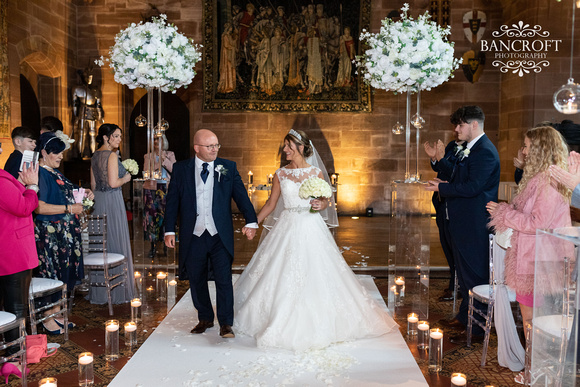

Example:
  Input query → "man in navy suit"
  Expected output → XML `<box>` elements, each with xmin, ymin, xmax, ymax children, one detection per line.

<box><xmin>164</xmin><ymin>129</ymin><xmax>258</xmax><ymax>338</ymax></box>
<box><xmin>424</xmin><ymin>136</ymin><xmax>464</xmax><ymax>302</ymax></box>
<box><xmin>426</xmin><ymin>106</ymin><xmax>500</xmax><ymax>343</ymax></box>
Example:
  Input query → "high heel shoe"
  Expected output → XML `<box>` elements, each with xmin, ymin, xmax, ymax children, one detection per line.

<box><xmin>54</xmin><ymin>318</ymin><xmax>76</xmax><ymax>329</ymax></box>
<box><xmin>0</xmin><ymin>363</ymin><xmax>28</xmax><ymax>384</ymax></box>
<box><xmin>41</xmin><ymin>321</ymin><xmax>64</xmax><ymax>335</ymax></box>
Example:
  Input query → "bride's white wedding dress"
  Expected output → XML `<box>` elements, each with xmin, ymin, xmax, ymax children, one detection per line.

<box><xmin>233</xmin><ymin>166</ymin><xmax>398</xmax><ymax>351</ymax></box>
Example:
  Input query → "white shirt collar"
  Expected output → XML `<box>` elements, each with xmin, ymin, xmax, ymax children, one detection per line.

<box><xmin>195</xmin><ymin>156</ymin><xmax>214</xmax><ymax>170</ymax></box>
<box><xmin>467</xmin><ymin>132</ymin><xmax>485</xmax><ymax>149</ymax></box>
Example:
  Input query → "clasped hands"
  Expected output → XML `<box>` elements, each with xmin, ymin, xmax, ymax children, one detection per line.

<box><xmin>242</xmin><ymin>226</ymin><xmax>257</xmax><ymax>240</ymax></box>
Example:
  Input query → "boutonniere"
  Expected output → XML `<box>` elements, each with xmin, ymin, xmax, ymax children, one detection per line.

<box><xmin>454</xmin><ymin>144</ymin><xmax>463</xmax><ymax>155</ymax></box>
<box><xmin>461</xmin><ymin>148</ymin><xmax>471</xmax><ymax>159</ymax></box>
<box><xmin>215</xmin><ymin>165</ymin><xmax>228</xmax><ymax>182</ymax></box>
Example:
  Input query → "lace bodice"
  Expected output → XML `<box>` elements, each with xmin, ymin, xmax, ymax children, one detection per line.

<box><xmin>276</xmin><ymin>165</ymin><xmax>320</xmax><ymax>209</ymax></box>
<box><xmin>91</xmin><ymin>150</ymin><xmax>127</xmax><ymax>192</ymax></box>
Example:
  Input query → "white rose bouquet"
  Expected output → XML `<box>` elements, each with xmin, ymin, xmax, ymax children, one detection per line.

<box><xmin>96</xmin><ymin>14</ymin><xmax>202</xmax><ymax>93</ymax></box>
<box><xmin>82</xmin><ymin>197</ymin><xmax>94</xmax><ymax>212</ymax></box>
<box><xmin>122</xmin><ymin>159</ymin><xmax>139</xmax><ymax>176</ymax></box>
<box><xmin>299</xmin><ymin>177</ymin><xmax>333</xmax><ymax>213</ymax></box>
<box><xmin>355</xmin><ymin>3</ymin><xmax>459</xmax><ymax>93</ymax></box>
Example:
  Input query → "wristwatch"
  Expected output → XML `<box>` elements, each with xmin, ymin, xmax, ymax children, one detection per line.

<box><xmin>26</xmin><ymin>184</ymin><xmax>39</xmax><ymax>193</ymax></box>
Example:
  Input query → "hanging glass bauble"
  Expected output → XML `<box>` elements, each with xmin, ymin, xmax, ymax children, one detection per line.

<box><xmin>135</xmin><ymin>114</ymin><xmax>147</xmax><ymax>127</ymax></box>
<box><xmin>553</xmin><ymin>78</ymin><xmax>580</xmax><ymax>114</ymax></box>
<box><xmin>411</xmin><ymin>113</ymin><xmax>425</xmax><ymax>129</ymax></box>
<box><xmin>392</xmin><ymin>122</ymin><xmax>404</xmax><ymax>135</ymax></box>
<box><xmin>160</xmin><ymin>119</ymin><xmax>170</xmax><ymax>131</ymax></box>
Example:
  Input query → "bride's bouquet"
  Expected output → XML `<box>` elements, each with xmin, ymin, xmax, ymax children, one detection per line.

<box><xmin>299</xmin><ymin>177</ymin><xmax>332</xmax><ymax>213</ymax></box>
<box><xmin>122</xmin><ymin>159</ymin><xmax>139</xmax><ymax>175</ymax></box>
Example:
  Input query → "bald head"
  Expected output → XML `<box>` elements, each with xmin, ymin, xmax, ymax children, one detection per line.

<box><xmin>194</xmin><ymin>129</ymin><xmax>220</xmax><ymax>162</ymax></box>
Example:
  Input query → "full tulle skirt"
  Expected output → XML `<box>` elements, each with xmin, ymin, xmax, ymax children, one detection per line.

<box><xmin>234</xmin><ymin>209</ymin><xmax>398</xmax><ymax>351</ymax></box>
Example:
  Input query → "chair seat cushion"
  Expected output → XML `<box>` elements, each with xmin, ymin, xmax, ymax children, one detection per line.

<box><xmin>84</xmin><ymin>253</ymin><xmax>125</xmax><ymax>266</ymax></box>
<box><xmin>31</xmin><ymin>278</ymin><xmax>64</xmax><ymax>294</ymax></box>
<box><xmin>533</xmin><ymin>315</ymin><xmax>574</xmax><ymax>338</ymax></box>
<box><xmin>0</xmin><ymin>311</ymin><xmax>17</xmax><ymax>326</ymax></box>
<box><xmin>472</xmin><ymin>284</ymin><xmax>517</xmax><ymax>302</ymax></box>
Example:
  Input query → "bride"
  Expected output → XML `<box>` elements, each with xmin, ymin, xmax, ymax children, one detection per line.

<box><xmin>234</xmin><ymin>129</ymin><xmax>398</xmax><ymax>351</ymax></box>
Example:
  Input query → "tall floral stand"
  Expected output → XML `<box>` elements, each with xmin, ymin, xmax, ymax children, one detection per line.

<box><xmin>389</xmin><ymin>181</ymin><xmax>431</xmax><ymax>320</ymax></box>
<box><xmin>131</xmin><ymin>180</ymin><xmax>178</xmax><ymax>320</ymax></box>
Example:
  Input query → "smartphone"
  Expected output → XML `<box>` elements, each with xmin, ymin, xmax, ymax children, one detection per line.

<box><xmin>19</xmin><ymin>150</ymin><xmax>39</xmax><ymax>171</ymax></box>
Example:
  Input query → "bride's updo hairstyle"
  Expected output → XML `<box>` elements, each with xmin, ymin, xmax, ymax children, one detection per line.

<box><xmin>285</xmin><ymin>129</ymin><xmax>313</xmax><ymax>158</ymax></box>
<box><xmin>96</xmin><ymin>123</ymin><xmax>122</xmax><ymax>148</ymax></box>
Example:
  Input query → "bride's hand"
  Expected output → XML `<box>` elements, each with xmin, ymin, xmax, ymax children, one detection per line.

<box><xmin>310</xmin><ymin>198</ymin><xmax>328</xmax><ymax>211</ymax></box>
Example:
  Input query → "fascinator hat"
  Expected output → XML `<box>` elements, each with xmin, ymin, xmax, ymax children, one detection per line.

<box><xmin>260</xmin><ymin>129</ymin><xmax>339</xmax><ymax>243</ymax></box>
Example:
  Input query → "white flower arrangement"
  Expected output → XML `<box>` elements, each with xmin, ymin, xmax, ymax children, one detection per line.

<box><xmin>214</xmin><ymin>165</ymin><xmax>228</xmax><ymax>182</ymax></box>
<box><xmin>355</xmin><ymin>3</ymin><xmax>460</xmax><ymax>93</ymax></box>
<box><xmin>82</xmin><ymin>197</ymin><xmax>94</xmax><ymax>210</ymax></box>
<box><xmin>96</xmin><ymin>14</ymin><xmax>202</xmax><ymax>93</ymax></box>
<box><xmin>122</xmin><ymin>158</ymin><xmax>139</xmax><ymax>175</ymax></box>
<box><xmin>299</xmin><ymin>177</ymin><xmax>332</xmax><ymax>213</ymax></box>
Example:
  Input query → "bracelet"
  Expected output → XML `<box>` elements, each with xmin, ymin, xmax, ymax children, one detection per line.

<box><xmin>26</xmin><ymin>184</ymin><xmax>39</xmax><ymax>193</ymax></box>
<box><xmin>65</xmin><ymin>205</ymin><xmax>69</xmax><ymax>214</ymax></box>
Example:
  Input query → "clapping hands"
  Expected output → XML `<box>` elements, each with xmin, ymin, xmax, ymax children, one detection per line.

<box><xmin>423</xmin><ymin>140</ymin><xmax>445</xmax><ymax>161</ymax></box>
<box><xmin>550</xmin><ymin>151</ymin><xmax>580</xmax><ymax>190</ymax></box>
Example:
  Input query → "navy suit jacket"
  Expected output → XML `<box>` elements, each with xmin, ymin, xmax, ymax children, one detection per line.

<box><xmin>164</xmin><ymin>157</ymin><xmax>257</xmax><ymax>276</ymax></box>
<box><xmin>430</xmin><ymin>140</ymin><xmax>462</xmax><ymax>211</ymax></box>
<box><xmin>438</xmin><ymin>134</ymin><xmax>500</xmax><ymax>274</ymax></box>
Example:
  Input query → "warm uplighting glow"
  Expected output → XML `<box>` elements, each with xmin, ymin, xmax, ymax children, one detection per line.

<box><xmin>351</xmin><ymin>216</ymin><xmax>359</xmax><ymax>219</ymax></box>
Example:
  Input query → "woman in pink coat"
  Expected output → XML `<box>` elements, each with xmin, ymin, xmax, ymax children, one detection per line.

<box><xmin>487</xmin><ymin>126</ymin><xmax>571</xmax><ymax>381</ymax></box>
<box><xmin>0</xmin><ymin>143</ymin><xmax>39</xmax><ymax>364</ymax></box>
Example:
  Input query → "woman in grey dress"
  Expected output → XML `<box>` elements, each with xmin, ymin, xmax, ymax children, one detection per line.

<box><xmin>90</xmin><ymin>123</ymin><xmax>134</xmax><ymax>303</ymax></box>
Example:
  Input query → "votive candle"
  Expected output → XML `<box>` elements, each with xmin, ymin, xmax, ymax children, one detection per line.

<box><xmin>78</xmin><ymin>352</ymin><xmax>94</xmax><ymax>386</ymax></box>
<box><xmin>417</xmin><ymin>321</ymin><xmax>430</xmax><ymax>350</ymax></box>
<box><xmin>428</xmin><ymin>328</ymin><xmax>443</xmax><ymax>372</ymax></box>
<box><xmin>248</xmin><ymin>171</ymin><xmax>253</xmax><ymax>185</ymax></box>
<box><xmin>407</xmin><ymin>313</ymin><xmax>418</xmax><ymax>336</ymax></box>
<box><xmin>451</xmin><ymin>372</ymin><xmax>467</xmax><ymax>386</ymax></box>
<box><xmin>130</xmin><ymin>298</ymin><xmax>142</xmax><ymax>323</ymax></box>
<box><xmin>105</xmin><ymin>319</ymin><xmax>120</xmax><ymax>361</ymax></box>
<box><xmin>124</xmin><ymin>321</ymin><xmax>137</xmax><ymax>346</ymax></box>
<box><xmin>39</xmin><ymin>377</ymin><xmax>58</xmax><ymax>386</ymax></box>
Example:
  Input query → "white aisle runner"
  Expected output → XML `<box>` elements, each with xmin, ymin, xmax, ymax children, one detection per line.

<box><xmin>110</xmin><ymin>275</ymin><xmax>427</xmax><ymax>386</ymax></box>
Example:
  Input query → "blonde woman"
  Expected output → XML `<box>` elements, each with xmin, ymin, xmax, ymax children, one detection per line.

<box><xmin>486</xmin><ymin>126</ymin><xmax>572</xmax><ymax>383</ymax></box>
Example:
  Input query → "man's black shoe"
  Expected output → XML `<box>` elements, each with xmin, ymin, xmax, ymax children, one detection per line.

<box><xmin>438</xmin><ymin>288</ymin><xmax>454</xmax><ymax>302</ymax></box>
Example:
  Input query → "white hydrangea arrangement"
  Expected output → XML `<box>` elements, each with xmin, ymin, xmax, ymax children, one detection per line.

<box><xmin>96</xmin><ymin>14</ymin><xmax>202</xmax><ymax>93</ymax></box>
<box><xmin>122</xmin><ymin>159</ymin><xmax>139</xmax><ymax>176</ymax></box>
<box><xmin>355</xmin><ymin>3</ymin><xmax>460</xmax><ymax>93</ymax></box>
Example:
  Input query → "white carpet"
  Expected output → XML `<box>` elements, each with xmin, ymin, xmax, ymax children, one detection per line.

<box><xmin>109</xmin><ymin>275</ymin><xmax>428</xmax><ymax>386</ymax></box>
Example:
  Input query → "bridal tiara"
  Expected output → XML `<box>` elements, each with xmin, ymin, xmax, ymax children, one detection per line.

<box><xmin>289</xmin><ymin>129</ymin><xmax>302</xmax><ymax>141</ymax></box>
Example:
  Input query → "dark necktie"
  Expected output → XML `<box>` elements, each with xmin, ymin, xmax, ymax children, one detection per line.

<box><xmin>201</xmin><ymin>162</ymin><xmax>209</xmax><ymax>183</ymax></box>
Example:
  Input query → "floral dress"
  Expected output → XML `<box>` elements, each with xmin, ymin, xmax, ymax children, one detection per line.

<box><xmin>35</xmin><ymin>166</ymin><xmax>84</xmax><ymax>291</ymax></box>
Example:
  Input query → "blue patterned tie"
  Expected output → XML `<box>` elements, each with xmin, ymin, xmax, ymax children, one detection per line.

<box><xmin>201</xmin><ymin>162</ymin><xmax>209</xmax><ymax>183</ymax></box>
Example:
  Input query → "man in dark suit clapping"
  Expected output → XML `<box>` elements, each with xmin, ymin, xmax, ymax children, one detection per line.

<box><xmin>426</xmin><ymin>106</ymin><xmax>500</xmax><ymax>343</ymax></box>
<box><xmin>164</xmin><ymin>129</ymin><xmax>258</xmax><ymax>339</ymax></box>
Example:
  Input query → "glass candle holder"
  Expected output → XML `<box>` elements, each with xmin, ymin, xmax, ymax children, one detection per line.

<box><xmin>124</xmin><ymin>321</ymin><xmax>137</xmax><ymax>346</ymax></box>
<box><xmin>417</xmin><ymin>320</ymin><xmax>430</xmax><ymax>350</ymax></box>
<box><xmin>451</xmin><ymin>372</ymin><xmax>467</xmax><ymax>386</ymax></box>
<box><xmin>156</xmin><ymin>271</ymin><xmax>167</xmax><ymax>301</ymax></box>
<box><xmin>407</xmin><ymin>313</ymin><xmax>418</xmax><ymax>336</ymax></box>
<box><xmin>78</xmin><ymin>352</ymin><xmax>94</xmax><ymax>386</ymax></box>
<box><xmin>428</xmin><ymin>328</ymin><xmax>443</xmax><ymax>372</ymax></box>
<box><xmin>130</xmin><ymin>298</ymin><xmax>142</xmax><ymax>323</ymax></box>
<box><xmin>39</xmin><ymin>377</ymin><xmax>58</xmax><ymax>386</ymax></box>
<box><xmin>105</xmin><ymin>319</ymin><xmax>120</xmax><ymax>361</ymax></box>
<box><xmin>394</xmin><ymin>276</ymin><xmax>405</xmax><ymax>306</ymax></box>
<box><xmin>134</xmin><ymin>271</ymin><xmax>142</xmax><ymax>295</ymax></box>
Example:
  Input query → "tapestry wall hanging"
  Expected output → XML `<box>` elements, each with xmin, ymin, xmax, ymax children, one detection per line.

<box><xmin>202</xmin><ymin>0</ymin><xmax>371</xmax><ymax>112</ymax></box>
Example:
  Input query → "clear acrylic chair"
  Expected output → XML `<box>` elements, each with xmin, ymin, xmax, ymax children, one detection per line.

<box><xmin>28</xmin><ymin>278</ymin><xmax>68</xmax><ymax>340</ymax></box>
<box><xmin>467</xmin><ymin>234</ymin><xmax>518</xmax><ymax>366</ymax></box>
<box><xmin>0</xmin><ymin>313</ymin><xmax>27</xmax><ymax>386</ymax></box>
<box><xmin>84</xmin><ymin>214</ymin><xmax>128</xmax><ymax>315</ymax></box>
<box><xmin>527</xmin><ymin>228</ymin><xmax>578</xmax><ymax>387</ymax></box>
